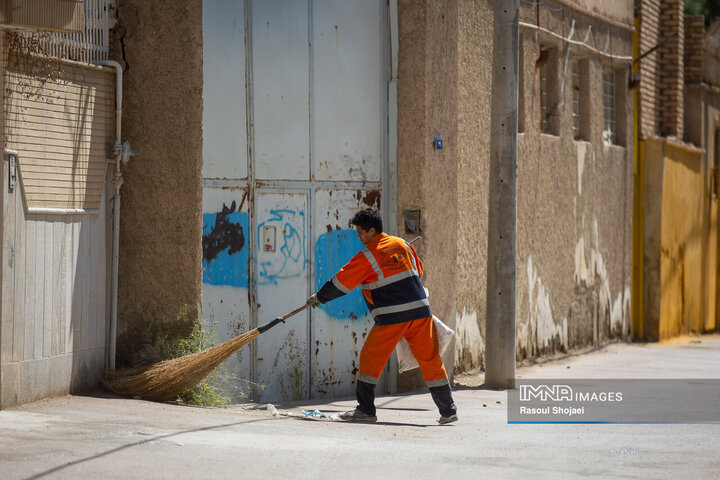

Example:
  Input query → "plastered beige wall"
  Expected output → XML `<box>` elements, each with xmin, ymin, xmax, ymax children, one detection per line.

<box><xmin>454</xmin><ymin>0</ymin><xmax>493</xmax><ymax>372</ymax></box>
<box><xmin>516</xmin><ymin>2</ymin><xmax>633</xmax><ymax>360</ymax></box>
<box><xmin>569</xmin><ymin>0</ymin><xmax>633</xmax><ymax>27</ymax></box>
<box><xmin>397</xmin><ymin>0</ymin><xmax>634</xmax><ymax>379</ymax></box>
<box><xmin>397</xmin><ymin>0</ymin><xmax>460</xmax><ymax>389</ymax></box>
<box><xmin>113</xmin><ymin>0</ymin><xmax>204</xmax><ymax>357</ymax></box>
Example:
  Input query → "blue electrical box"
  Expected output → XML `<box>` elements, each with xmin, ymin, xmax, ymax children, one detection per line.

<box><xmin>433</xmin><ymin>133</ymin><xmax>443</xmax><ymax>151</ymax></box>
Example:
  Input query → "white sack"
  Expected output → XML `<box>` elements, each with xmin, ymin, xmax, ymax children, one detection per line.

<box><xmin>396</xmin><ymin>315</ymin><xmax>455</xmax><ymax>373</ymax></box>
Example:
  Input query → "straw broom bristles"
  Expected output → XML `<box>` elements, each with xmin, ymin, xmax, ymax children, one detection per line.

<box><xmin>103</xmin><ymin>328</ymin><xmax>261</xmax><ymax>401</ymax></box>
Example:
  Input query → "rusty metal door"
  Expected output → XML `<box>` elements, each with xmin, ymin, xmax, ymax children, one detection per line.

<box><xmin>202</xmin><ymin>0</ymin><xmax>253</xmax><ymax>402</ymax></box>
<box><xmin>202</xmin><ymin>0</ymin><xmax>388</xmax><ymax>403</ymax></box>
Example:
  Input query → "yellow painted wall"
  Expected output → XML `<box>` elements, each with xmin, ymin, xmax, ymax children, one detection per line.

<box><xmin>658</xmin><ymin>142</ymin><xmax>706</xmax><ymax>338</ymax></box>
<box><xmin>708</xmin><ymin>197</ymin><xmax>718</xmax><ymax>332</ymax></box>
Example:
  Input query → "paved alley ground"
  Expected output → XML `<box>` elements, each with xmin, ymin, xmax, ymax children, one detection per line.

<box><xmin>2</xmin><ymin>335</ymin><xmax>719</xmax><ymax>480</ymax></box>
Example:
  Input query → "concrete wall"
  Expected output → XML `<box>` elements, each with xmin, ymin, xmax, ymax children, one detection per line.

<box><xmin>113</xmin><ymin>0</ymin><xmax>204</xmax><ymax>360</ymax></box>
<box><xmin>396</xmin><ymin>0</ymin><xmax>634</xmax><ymax>381</ymax></box>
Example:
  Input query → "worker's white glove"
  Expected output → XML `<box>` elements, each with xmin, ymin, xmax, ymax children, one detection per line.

<box><xmin>307</xmin><ymin>294</ymin><xmax>322</xmax><ymax>308</ymax></box>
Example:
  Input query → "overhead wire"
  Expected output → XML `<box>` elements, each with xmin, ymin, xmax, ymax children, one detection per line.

<box><xmin>520</xmin><ymin>21</ymin><xmax>632</xmax><ymax>62</ymax></box>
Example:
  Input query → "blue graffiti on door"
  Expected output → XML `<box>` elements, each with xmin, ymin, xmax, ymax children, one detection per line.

<box><xmin>315</xmin><ymin>229</ymin><xmax>367</xmax><ymax>319</ymax></box>
<box><xmin>257</xmin><ymin>209</ymin><xmax>306</xmax><ymax>285</ymax></box>
<box><xmin>202</xmin><ymin>201</ymin><xmax>249</xmax><ymax>288</ymax></box>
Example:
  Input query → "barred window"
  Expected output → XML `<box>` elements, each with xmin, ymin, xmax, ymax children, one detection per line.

<box><xmin>571</xmin><ymin>59</ymin><xmax>580</xmax><ymax>139</ymax></box>
<box><xmin>540</xmin><ymin>51</ymin><xmax>550</xmax><ymax>133</ymax></box>
<box><xmin>539</xmin><ymin>47</ymin><xmax>558</xmax><ymax>135</ymax></box>
<box><xmin>602</xmin><ymin>66</ymin><xmax>616</xmax><ymax>145</ymax></box>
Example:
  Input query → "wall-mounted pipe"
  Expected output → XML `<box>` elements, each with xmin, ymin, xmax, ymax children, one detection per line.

<box><xmin>94</xmin><ymin>60</ymin><xmax>124</xmax><ymax>372</ymax></box>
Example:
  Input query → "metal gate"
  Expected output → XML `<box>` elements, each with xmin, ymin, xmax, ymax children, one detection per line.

<box><xmin>202</xmin><ymin>0</ymin><xmax>390</xmax><ymax>402</ymax></box>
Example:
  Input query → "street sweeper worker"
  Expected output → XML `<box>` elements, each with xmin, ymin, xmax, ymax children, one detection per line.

<box><xmin>307</xmin><ymin>208</ymin><xmax>458</xmax><ymax>424</ymax></box>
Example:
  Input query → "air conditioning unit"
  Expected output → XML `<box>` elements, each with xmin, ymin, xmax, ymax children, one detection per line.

<box><xmin>0</xmin><ymin>0</ymin><xmax>84</xmax><ymax>33</ymax></box>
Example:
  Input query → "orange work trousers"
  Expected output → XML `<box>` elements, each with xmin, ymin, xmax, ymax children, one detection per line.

<box><xmin>357</xmin><ymin>316</ymin><xmax>449</xmax><ymax>387</ymax></box>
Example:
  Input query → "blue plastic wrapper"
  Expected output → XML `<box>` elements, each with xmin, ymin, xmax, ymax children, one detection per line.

<box><xmin>301</xmin><ymin>408</ymin><xmax>327</xmax><ymax>419</ymax></box>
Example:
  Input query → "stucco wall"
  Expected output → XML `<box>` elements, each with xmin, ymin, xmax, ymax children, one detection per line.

<box><xmin>397</xmin><ymin>0</ymin><xmax>460</xmax><ymax>390</ymax></box>
<box><xmin>454</xmin><ymin>0</ymin><xmax>493</xmax><ymax>372</ymax></box>
<box><xmin>113</xmin><ymin>0</ymin><xmax>204</xmax><ymax>360</ymax></box>
<box><xmin>571</xmin><ymin>0</ymin><xmax>633</xmax><ymax>27</ymax></box>
<box><xmin>397</xmin><ymin>0</ymin><xmax>634</xmax><ymax>379</ymax></box>
<box><xmin>515</xmin><ymin>4</ymin><xmax>633</xmax><ymax>359</ymax></box>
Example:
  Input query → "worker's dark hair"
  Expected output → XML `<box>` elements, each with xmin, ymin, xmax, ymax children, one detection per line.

<box><xmin>351</xmin><ymin>208</ymin><xmax>383</xmax><ymax>233</ymax></box>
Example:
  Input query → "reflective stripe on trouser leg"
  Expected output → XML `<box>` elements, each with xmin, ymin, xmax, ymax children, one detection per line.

<box><xmin>357</xmin><ymin>373</ymin><xmax>378</xmax><ymax>385</ymax></box>
<box><xmin>403</xmin><ymin>316</ymin><xmax>449</xmax><ymax>385</ymax></box>
<box><xmin>358</xmin><ymin>324</ymin><xmax>409</xmax><ymax>417</ymax></box>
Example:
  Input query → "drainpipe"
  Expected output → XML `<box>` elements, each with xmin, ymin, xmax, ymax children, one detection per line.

<box><xmin>95</xmin><ymin>60</ymin><xmax>135</xmax><ymax>371</ymax></box>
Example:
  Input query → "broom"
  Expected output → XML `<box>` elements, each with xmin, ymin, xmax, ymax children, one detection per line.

<box><xmin>102</xmin><ymin>302</ymin><xmax>312</xmax><ymax>401</ymax></box>
<box><xmin>104</xmin><ymin>236</ymin><xmax>422</xmax><ymax>401</ymax></box>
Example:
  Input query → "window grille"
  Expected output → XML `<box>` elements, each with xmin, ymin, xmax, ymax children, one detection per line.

<box><xmin>540</xmin><ymin>51</ymin><xmax>549</xmax><ymax>133</ymax></box>
<box><xmin>602</xmin><ymin>66</ymin><xmax>616</xmax><ymax>145</ymax></box>
<box><xmin>18</xmin><ymin>0</ymin><xmax>111</xmax><ymax>64</ymax></box>
<box><xmin>571</xmin><ymin>58</ymin><xmax>580</xmax><ymax>139</ymax></box>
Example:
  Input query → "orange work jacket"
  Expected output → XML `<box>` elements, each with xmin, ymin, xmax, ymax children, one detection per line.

<box><xmin>316</xmin><ymin>233</ymin><xmax>431</xmax><ymax>325</ymax></box>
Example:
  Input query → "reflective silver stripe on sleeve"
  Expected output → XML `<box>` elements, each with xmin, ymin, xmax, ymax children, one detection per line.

<box><xmin>403</xmin><ymin>241</ymin><xmax>418</xmax><ymax>270</ymax></box>
<box><xmin>332</xmin><ymin>275</ymin><xmax>352</xmax><ymax>294</ymax></box>
<box><xmin>427</xmin><ymin>378</ymin><xmax>449</xmax><ymax>387</ymax></box>
<box><xmin>357</xmin><ymin>373</ymin><xmax>379</xmax><ymax>385</ymax></box>
<box><xmin>361</xmin><ymin>247</ymin><xmax>384</xmax><ymax>280</ymax></box>
<box><xmin>370</xmin><ymin>298</ymin><xmax>430</xmax><ymax>317</ymax></box>
<box><xmin>362</xmin><ymin>268</ymin><xmax>418</xmax><ymax>290</ymax></box>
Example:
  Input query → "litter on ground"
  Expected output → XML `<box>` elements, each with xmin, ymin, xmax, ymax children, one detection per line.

<box><xmin>300</xmin><ymin>408</ymin><xmax>341</xmax><ymax>421</ymax></box>
<box><xmin>263</xmin><ymin>404</ymin><xmax>339</xmax><ymax>420</ymax></box>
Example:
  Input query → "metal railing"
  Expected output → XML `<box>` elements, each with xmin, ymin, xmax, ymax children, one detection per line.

<box><xmin>23</xmin><ymin>0</ymin><xmax>111</xmax><ymax>64</ymax></box>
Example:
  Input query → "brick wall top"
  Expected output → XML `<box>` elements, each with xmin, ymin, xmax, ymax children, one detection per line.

<box><xmin>685</xmin><ymin>15</ymin><xmax>704</xmax><ymax>84</ymax></box>
<box><xmin>659</xmin><ymin>0</ymin><xmax>684</xmax><ymax>138</ymax></box>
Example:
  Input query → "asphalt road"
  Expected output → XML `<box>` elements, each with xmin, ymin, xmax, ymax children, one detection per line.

<box><xmin>2</xmin><ymin>335</ymin><xmax>720</xmax><ymax>480</ymax></box>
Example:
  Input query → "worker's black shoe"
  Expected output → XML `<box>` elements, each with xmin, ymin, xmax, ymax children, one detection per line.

<box><xmin>340</xmin><ymin>408</ymin><xmax>377</xmax><ymax>423</ymax></box>
<box><xmin>437</xmin><ymin>414</ymin><xmax>458</xmax><ymax>425</ymax></box>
